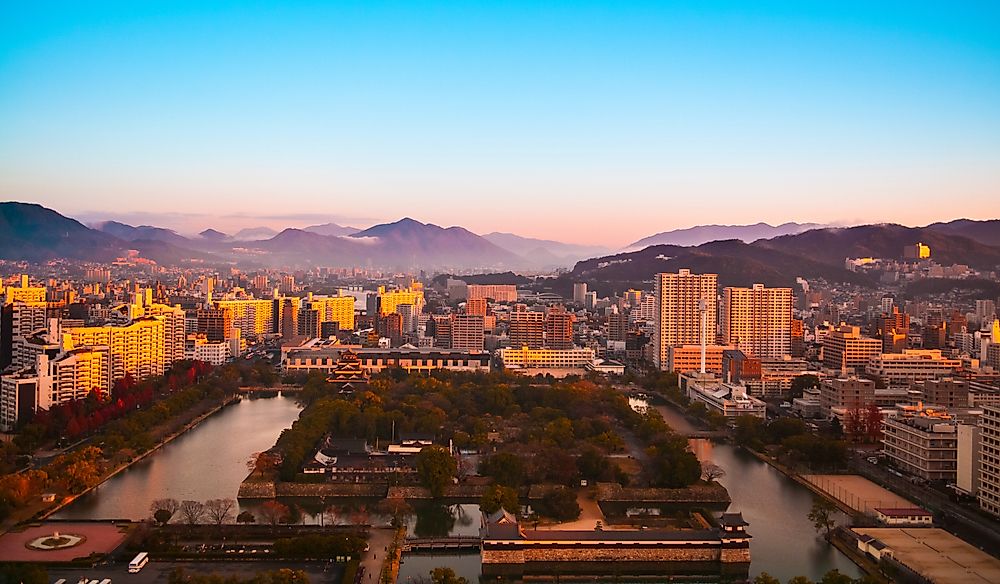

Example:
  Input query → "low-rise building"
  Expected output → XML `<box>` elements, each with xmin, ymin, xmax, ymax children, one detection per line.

<box><xmin>866</xmin><ymin>350</ymin><xmax>962</xmax><ymax>388</ymax></box>
<box><xmin>882</xmin><ymin>405</ymin><xmax>975</xmax><ymax>482</ymax></box>
<box><xmin>679</xmin><ymin>373</ymin><xmax>766</xmax><ymax>420</ymax></box>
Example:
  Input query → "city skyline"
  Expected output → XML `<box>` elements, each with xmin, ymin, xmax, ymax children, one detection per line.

<box><xmin>3</xmin><ymin>2</ymin><xmax>1000</xmax><ymax>246</ymax></box>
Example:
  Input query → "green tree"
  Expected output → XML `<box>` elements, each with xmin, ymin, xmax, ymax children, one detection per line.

<box><xmin>416</xmin><ymin>446</ymin><xmax>457</xmax><ymax>498</ymax></box>
<box><xmin>790</xmin><ymin>374</ymin><xmax>820</xmax><ymax>398</ymax></box>
<box><xmin>480</xmin><ymin>484</ymin><xmax>519</xmax><ymax>515</ymax></box>
<box><xmin>807</xmin><ymin>498</ymin><xmax>837</xmax><ymax>537</ymax></box>
<box><xmin>534</xmin><ymin>486</ymin><xmax>581</xmax><ymax>521</ymax></box>
<box><xmin>818</xmin><ymin>570</ymin><xmax>853</xmax><ymax>584</ymax></box>
<box><xmin>787</xmin><ymin>577</ymin><xmax>814</xmax><ymax>584</ymax></box>
<box><xmin>430</xmin><ymin>567</ymin><xmax>468</xmax><ymax>584</ymax></box>
<box><xmin>753</xmin><ymin>573</ymin><xmax>780</xmax><ymax>584</ymax></box>
<box><xmin>734</xmin><ymin>416</ymin><xmax>765</xmax><ymax>450</ymax></box>
<box><xmin>478</xmin><ymin>452</ymin><xmax>525</xmax><ymax>487</ymax></box>
<box><xmin>0</xmin><ymin>563</ymin><xmax>48</xmax><ymax>584</ymax></box>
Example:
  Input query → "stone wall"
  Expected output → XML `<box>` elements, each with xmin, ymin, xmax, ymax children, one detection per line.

<box><xmin>719</xmin><ymin>546</ymin><xmax>751</xmax><ymax>564</ymax></box>
<box><xmin>522</xmin><ymin>546</ymin><xmax>721</xmax><ymax>563</ymax></box>
<box><xmin>481</xmin><ymin>549</ymin><xmax>526</xmax><ymax>564</ymax></box>
<box><xmin>238</xmin><ymin>480</ymin><xmax>276</xmax><ymax>499</ymax></box>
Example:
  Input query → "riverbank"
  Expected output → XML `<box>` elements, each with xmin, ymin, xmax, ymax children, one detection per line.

<box><xmin>36</xmin><ymin>394</ymin><xmax>241</xmax><ymax>523</ymax></box>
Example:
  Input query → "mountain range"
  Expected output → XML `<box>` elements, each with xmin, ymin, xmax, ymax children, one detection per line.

<box><xmin>624</xmin><ymin>222</ymin><xmax>823</xmax><ymax>250</ymax></box>
<box><xmin>3</xmin><ymin>202</ymin><xmax>1000</xmax><ymax>283</ymax></box>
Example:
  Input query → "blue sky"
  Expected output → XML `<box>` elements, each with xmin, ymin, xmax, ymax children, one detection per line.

<box><xmin>1</xmin><ymin>1</ymin><xmax>998</xmax><ymax>245</ymax></box>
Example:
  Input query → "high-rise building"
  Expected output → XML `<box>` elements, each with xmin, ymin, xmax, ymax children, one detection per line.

<box><xmin>302</xmin><ymin>293</ymin><xmax>355</xmax><ymax>332</ymax></box>
<box><xmin>432</xmin><ymin>314</ymin><xmax>452</xmax><ymax>349</ymax></box>
<box><xmin>874</xmin><ymin>307</ymin><xmax>910</xmax><ymax>353</ymax></box>
<box><xmin>720</xmin><ymin>284</ymin><xmax>792</xmax><ymax>359</ymax></box>
<box><xmin>63</xmin><ymin>318</ymin><xmax>168</xmax><ymax>382</ymax></box>
<box><xmin>652</xmin><ymin>270</ymin><xmax>718</xmax><ymax>371</ymax></box>
<box><xmin>573</xmin><ymin>283</ymin><xmax>588</xmax><ymax>305</ymax></box>
<box><xmin>509</xmin><ymin>305</ymin><xmax>544</xmax><ymax>349</ymax></box>
<box><xmin>466</xmin><ymin>298</ymin><xmax>487</xmax><ymax>317</ymax></box>
<box><xmin>214</xmin><ymin>299</ymin><xmax>274</xmax><ymax>338</ymax></box>
<box><xmin>379</xmin><ymin>313</ymin><xmax>404</xmax><ymax>346</ymax></box>
<box><xmin>979</xmin><ymin>406</ymin><xmax>1000</xmax><ymax>517</ymax></box>
<box><xmin>544</xmin><ymin>305</ymin><xmax>575</xmax><ymax>350</ymax></box>
<box><xmin>790</xmin><ymin>319</ymin><xmax>805</xmax><ymax>357</ymax></box>
<box><xmin>377</xmin><ymin>287</ymin><xmax>425</xmax><ymax>316</ymax></box>
<box><xmin>451</xmin><ymin>314</ymin><xmax>485</xmax><ymax>352</ymax></box>
<box><xmin>280</xmin><ymin>298</ymin><xmax>299</xmax><ymax>338</ymax></box>
<box><xmin>607</xmin><ymin>311</ymin><xmax>628</xmax><ymax>342</ymax></box>
<box><xmin>196</xmin><ymin>307</ymin><xmax>233</xmax><ymax>342</ymax></box>
<box><xmin>1</xmin><ymin>301</ymin><xmax>49</xmax><ymax>369</ymax></box>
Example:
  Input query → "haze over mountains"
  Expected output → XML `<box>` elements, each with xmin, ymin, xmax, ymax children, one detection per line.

<box><xmin>3</xmin><ymin>202</ymin><xmax>1000</xmax><ymax>287</ymax></box>
<box><xmin>624</xmin><ymin>222</ymin><xmax>824</xmax><ymax>250</ymax></box>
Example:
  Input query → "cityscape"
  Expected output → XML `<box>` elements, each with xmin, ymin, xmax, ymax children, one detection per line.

<box><xmin>2</xmin><ymin>3</ymin><xmax>1000</xmax><ymax>584</ymax></box>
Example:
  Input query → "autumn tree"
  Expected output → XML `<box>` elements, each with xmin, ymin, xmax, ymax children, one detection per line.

<box><xmin>259</xmin><ymin>500</ymin><xmax>291</xmax><ymax>525</ymax></box>
<box><xmin>430</xmin><ymin>567</ymin><xmax>468</xmax><ymax>584</ymax></box>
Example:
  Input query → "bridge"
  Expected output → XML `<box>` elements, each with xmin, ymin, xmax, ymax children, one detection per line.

<box><xmin>402</xmin><ymin>536</ymin><xmax>481</xmax><ymax>552</ymax></box>
<box><xmin>236</xmin><ymin>385</ymin><xmax>303</xmax><ymax>393</ymax></box>
<box><xmin>687</xmin><ymin>430</ymin><xmax>728</xmax><ymax>439</ymax></box>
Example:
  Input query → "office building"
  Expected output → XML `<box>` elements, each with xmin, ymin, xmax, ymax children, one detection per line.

<box><xmin>866</xmin><ymin>350</ymin><xmax>962</xmax><ymax>387</ymax></box>
<box><xmin>882</xmin><ymin>406</ymin><xmax>962</xmax><ymax>481</ymax></box>
<box><xmin>821</xmin><ymin>325</ymin><xmax>883</xmax><ymax>373</ymax></box>
<box><xmin>820</xmin><ymin>377</ymin><xmax>876</xmax><ymax>414</ymax></box>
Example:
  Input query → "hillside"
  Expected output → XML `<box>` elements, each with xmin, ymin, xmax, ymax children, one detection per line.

<box><xmin>625</xmin><ymin>222</ymin><xmax>823</xmax><ymax>250</ymax></box>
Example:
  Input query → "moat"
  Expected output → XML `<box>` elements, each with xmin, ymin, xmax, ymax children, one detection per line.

<box><xmin>55</xmin><ymin>393</ymin><xmax>861</xmax><ymax>581</ymax></box>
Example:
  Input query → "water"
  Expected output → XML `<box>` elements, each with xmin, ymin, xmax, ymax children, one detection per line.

<box><xmin>54</xmin><ymin>394</ymin><xmax>303</xmax><ymax>520</ymax></box>
<box><xmin>691</xmin><ymin>440</ymin><xmax>862</xmax><ymax>581</ymax></box>
<box><xmin>58</xmin><ymin>395</ymin><xmax>862</xmax><ymax>581</ymax></box>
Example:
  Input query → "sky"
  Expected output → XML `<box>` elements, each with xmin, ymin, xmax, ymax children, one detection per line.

<box><xmin>1</xmin><ymin>1</ymin><xmax>999</xmax><ymax>246</ymax></box>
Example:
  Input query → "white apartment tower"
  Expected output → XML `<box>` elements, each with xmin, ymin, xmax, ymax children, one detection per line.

<box><xmin>721</xmin><ymin>284</ymin><xmax>793</xmax><ymax>359</ymax></box>
<box><xmin>653</xmin><ymin>270</ymin><xmax>718</xmax><ymax>371</ymax></box>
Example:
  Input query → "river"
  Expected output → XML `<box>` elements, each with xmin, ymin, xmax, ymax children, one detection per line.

<box><xmin>54</xmin><ymin>394</ymin><xmax>302</xmax><ymax>520</ymax></box>
<box><xmin>57</xmin><ymin>394</ymin><xmax>861</xmax><ymax>582</ymax></box>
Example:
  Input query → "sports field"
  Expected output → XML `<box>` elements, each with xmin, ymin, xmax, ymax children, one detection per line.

<box><xmin>803</xmin><ymin>474</ymin><xmax>913</xmax><ymax>514</ymax></box>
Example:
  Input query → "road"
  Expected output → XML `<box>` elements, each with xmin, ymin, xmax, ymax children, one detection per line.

<box><xmin>48</xmin><ymin>561</ymin><xmax>344</xmax><ymax>584</ymax></box>
<box><xmin>358</xmin><ymin>527</ymin><xmax>396</xmax><ymax>583</ymax></box>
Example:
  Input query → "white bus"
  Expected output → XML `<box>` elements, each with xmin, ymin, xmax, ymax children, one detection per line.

<box><xmin>128</xmin><ymin>552</ymin><xmax>149</xmax><ymax>573</ymax></box>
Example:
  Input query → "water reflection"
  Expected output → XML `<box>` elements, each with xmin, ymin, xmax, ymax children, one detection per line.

<box><xmin>54</xmin><ymin>395</ymin><xmax>303</xmax><ymax>520</ymax></box>
<box><xmin>691</xmin><ymin>439</ymin><xmax>861</xmax><ymax>581</ymax></box>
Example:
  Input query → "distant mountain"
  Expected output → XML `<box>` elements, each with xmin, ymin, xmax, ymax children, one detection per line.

<box><xmin>232</xmin><ymin>226</ymin><xmax>278</xmax><ymax>241</ymax></box>
<box><xmin>483</xmin><ymin>232</ymin><xmax>611</xmax><ymax>266</ymax></box>
<box><xmin>565</xmin><ymin>239</ymin><xmax>872</xmax><ymax>296</ymax></box>
<box><xmin>95</xmin><ymin>220</ymin><xmax>192</xmax><ymax>247</ymax></box>
<box><xmin>199</xmin><ymin>229</ymin><xmax>229</xmax><ymax>242</ymax></box>
<box><xmin>625</xmin><ymin>222</ymin><xmax>823</xmax><ymax>251</ymax></box>
<box><xmin>303</xmin><ymin>222</ymin><xmax>360</xmax><ymax>237</ymax></box>
<box><xmin>346</xmin><ymin>218</ymin><xmax>522</xmax><ymax>267</ymax></box>
<box><xmin>0</xmin><ymin>202</ymin><xmax>212</xmax><ymax>264</ymax></box>
<box><xmin>755</xmin><ymin>224</ymin><xmax>1000</xmax><ymax>269</ymax></box>
<box><xmin>0</xmin><ymin>202</ymin><xmax>124</xmax><ymax>262</ymax></box>
<box><xmin>923</xmin><ymin>219</ymin><xmax>1000</xmax><ymax>247</ymax></box>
